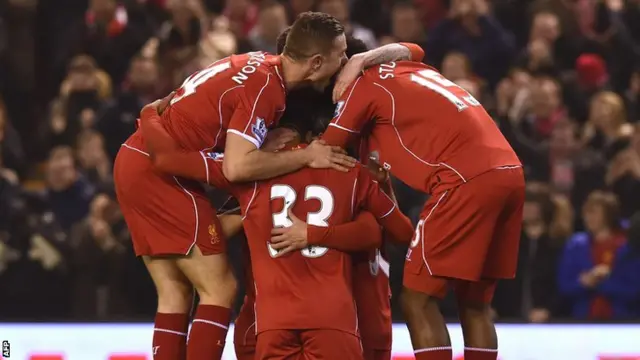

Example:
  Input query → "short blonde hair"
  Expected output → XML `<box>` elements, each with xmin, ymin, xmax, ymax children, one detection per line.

<box><xmin>590</xmin><ymin>91</ymin><xmax>627</xmax><ymax>127</ymax></box>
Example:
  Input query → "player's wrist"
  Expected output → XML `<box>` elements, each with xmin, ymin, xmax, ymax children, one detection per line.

<box><xmin>301</xmin><ymin>146</ymin><xmax>315</xmax><ymax>166</ymax></box>
<box><xmin>306</xmin><ymin>225</ymin><xmax>325</xmax><ymax>246</ymax></box>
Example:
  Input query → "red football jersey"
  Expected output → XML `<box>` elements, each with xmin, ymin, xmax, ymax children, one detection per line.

<box><xmin>125</xmin><ymin>52</ymin><xmax>286</xmax><ymax>153</ymax></box>
<box><xmin>323</xmin><ymin>61</ymin><xmax>520</xmax><ymax>194</ymax></box>
<box><xmin>352</xmin><ymin>248</ymin><xmax>392</xmax><ymax>348</ymax></box>
<box><xmin>204</xmin><ymin>151</ymin><xmax>399</xmax><ymax>336</ymax></box>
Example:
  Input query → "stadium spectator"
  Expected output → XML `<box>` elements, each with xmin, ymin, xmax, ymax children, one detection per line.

<box><xmin>62</xmin><ymin>0</ymin><xmax>151</xmax><ymax>87</ymax></box>
<box><xmin>97</xmin><ymin>55</ymin><xmax>159</xmax><ymax>160</ymax></box>
<box><xmin>493</xmin><ymin>185</ymin><xmax>571</xmax><ymax>322</ymax></box>
<box><xmin>247</xmin><ymin>1</ymin><xmax>289</xmax><ymax>54</ymax></box>
<box><xmin>607</xmin><ymin>124</ymin><xmax>640</xmax><ymax>218</ymax></box>
<box><xmin>558</xmin><ymin>191</ymin><xmax>640</xmax><ymax>319</ymax></box>
<box><xmin>44</xmin><ymin>146</ymin><xmax>95</xmax><ymax>232</ymax></box>
<box><xmin>426</xmin><ymin>0</ymin><xmax>515</xmax><ymax>87</ymax></box>
<box><xmin>380</xmin><ymin>2</ymin><xmax>425</xmax><ymax>52</ymax></box>
<box><xmin>317</xmin><ymin>0</ymin><xmax>377</xmax><ymax>49</ymax></box>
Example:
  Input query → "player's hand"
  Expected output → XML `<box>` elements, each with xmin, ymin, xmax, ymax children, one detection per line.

<box><xmin>262</xmin><ymin>127</ymin><xmax>299</xmax><ymax>152</ymax></box>
<box><xmin>141</xmin><ymin>92</ymin><xmax>175</xmax><ymax>117</ymax></box>
<box><xmin>270</xmin><ymin>208</ymin><xmax>309</xmax><ymax>257</ymax></box>
<box><xmin>333</xmin><ymin>53</ymin><xmax>365</xmax><ymax>103</ymax></box>
<box><xmin>304</xmin><ymin>140</ymin><xmax>357</xmax><ymax>172</ymax></box>
<box><xmin>366</xmin><ymin>157</ymin><xmax>389</xmax><ymax>183</ymax></box>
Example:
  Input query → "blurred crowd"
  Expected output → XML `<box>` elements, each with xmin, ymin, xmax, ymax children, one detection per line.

<box><xmin>1</xmin><ymin>0</ymin><xmax>640</xmax><ymax>323</ymax></box>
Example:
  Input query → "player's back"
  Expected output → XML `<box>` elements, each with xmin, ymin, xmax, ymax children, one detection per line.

<box><xmin>236</xmin><ymin>164</ymin><xmax>368</xmax><ymax>335</ymax></box>
<box><xmin>360</xmin><ymin>61</ymin><xmax>520</xmax><ymax>194</ymax></box>
<box><xmin>153</xmin><ymin>52</ymin><xmax>285</xmax><ymax>152</ymax></box>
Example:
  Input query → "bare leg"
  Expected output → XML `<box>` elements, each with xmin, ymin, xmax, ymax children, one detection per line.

<box><xmin>144</xmin><ymin>256</ymin><xmax>192</xmax><ymax>360</ymax></box>
<box><xmin>456</xmin><ymin>280</ymin><xmax>498</xmax><ymax>360</ymax></box>
<box><xmin>400</xmin><ymin>287</ymin><xmax>452</xmax><ymax>360</ymax></box>
<box><xmin>176</xmin><ymin>246</ymin><xmax>237</xmax><ymax>360</ymax></box>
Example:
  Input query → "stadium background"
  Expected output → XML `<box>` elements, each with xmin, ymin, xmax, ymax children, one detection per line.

<box><xmin>1</xmin><ymin>0</ymin><xmax>640</xmax><ymax>358</ymax></box>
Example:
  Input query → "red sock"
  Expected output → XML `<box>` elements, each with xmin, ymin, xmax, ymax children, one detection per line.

<box><xmin>187</xmin><ymin>305</ymin><xmax>232</xmax><ymax>360</ymax></box>
<box><xmin>465</xmin><ymin>347</ymin><xmax>498</xmax><ymax>360</ymax></box>
<box><xmin>414</xmin><ymin>346</ymin><xmax>452</xmax><ymax>360</ymax></box>
<box><xmin>153</xmin><ymin>313</ymin><xmax>189</xmax><ymax>360</ymax></box>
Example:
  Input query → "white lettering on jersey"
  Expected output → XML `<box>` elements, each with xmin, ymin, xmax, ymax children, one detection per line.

<box><xmin>270</xmin><ymin>185</ymin><xmax>334</xmax><ymax>259</ymax></box>
<box><xmin>252</xmin><ymin>117</ymin><xmax>268</xmax><ymax>146</ymax></box>
<box><xmin>378</xmin><ymin>62</ymin><xmax>396</xmax><ymax>80</ymax></box>
<box><xmin>204</xmin><ymin>152</ymin><xmax>225</xmax><ymax>161</ymax></box>
<box><xmin>334</xmin><ymin>100</ymin><xmax>345</xmax><ymax>117</ymax></box>
<box><xmin>410</xmin><ymin>69</ymin><xmax>481</xmax><ymax>111</ymax></box>
<box><xmin>232</xmin><ymin>52</ymin><xmax>267</xmax><ymax>85</ymax></box>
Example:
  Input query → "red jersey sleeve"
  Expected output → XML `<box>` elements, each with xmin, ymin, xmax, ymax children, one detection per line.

<box><xmin>354</xmin><ymin>167</ymin><xmax>414</xmax><ymax>243</ymax></box>
<box><xmin>322</xmin><ymin>76</ymin><xmax>376</xmax><ymax>147</ymax></box>
<box><xmin>139</xmin><ymin>107</ymin><xmax>233</xmax><ymax>191</ymax></box>
<box><xmin>399</xmin><ymin>42</ymin><xmax>425</xmax><ymax>61</ymax></box>
<box><xmin>307</xmin><ymin>211</ymin><xmax>382</xmax><ymax>252</ymax></box>
<box><xmin>227</xmin><ymin>70</ymin><xmax>283</xmax><ymax>149</ymax></box>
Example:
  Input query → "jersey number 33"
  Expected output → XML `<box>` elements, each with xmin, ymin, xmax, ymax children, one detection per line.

<box><xmin>269</xmin><ymin>185</ymin><xmax>334</xmax><ymax>259</ymax></box>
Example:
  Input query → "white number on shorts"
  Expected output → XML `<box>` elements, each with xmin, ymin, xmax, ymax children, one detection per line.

<box><xmin>270</xmin><ymin>185</ymin><xmax>334</xmax><ymax>258</ymax></box>
<box><xmin>410</xmin><ymin>219</ymin><xmax>425</xmax><ymax>248</ymax></box>
<box><xmin>410</xmin><ymin>69</ymin><xmax>480</xmax><ymax>111</ymax></box>
<box><xmin>171</xmin><ymin>61</ymin><xmax>232</xmax><ymax>105</ymax></box>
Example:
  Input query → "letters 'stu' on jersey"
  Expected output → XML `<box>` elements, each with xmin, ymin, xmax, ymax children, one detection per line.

<box><xmin>324</xmin><ymin>61</ymin><xmax>521</xmax><ymax>194</ymax></box>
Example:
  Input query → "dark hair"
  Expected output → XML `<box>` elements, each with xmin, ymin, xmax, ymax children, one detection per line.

<box><xmin>282</xmin><ymin>12</ymin><xmax>344</xmax><ymax>60</ymax></box>
<box><xmin>525</xmin><ymin>187</ymin><xmax>556</xmax><ymax>226</ymax></box>
<box><xmin>276</xmin><ymin>27</ymin><xmax>291</xmax><ymax>54</ymax></box>
<box><xmin>279</xmin><ymin>36</ymin><xmax>369</xmax><ymax>139</ymax></box>
<box><xmin>583</xmin><ymin>191</ymin><xmax>621</xmax><ymax>231</ymax></box>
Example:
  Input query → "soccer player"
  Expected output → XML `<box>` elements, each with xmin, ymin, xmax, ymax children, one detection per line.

<box><xmin>314</xmin><ymin>62</ymin><xmax>526</xmax><ymax>360</ymax></box>
<box><xmin>138</xmin><ymin>110</ymin><xmax>414</xmax><ymax>359</ymax></box>
<box><xmin>114</xmin><ymin>12</ymin><xmax>355</xmax><ymax>360</ymax></box>
<box><xmin>269</xmin><ymin>29</ymin><xmax>418</xmax><ymax>360</ymax></box>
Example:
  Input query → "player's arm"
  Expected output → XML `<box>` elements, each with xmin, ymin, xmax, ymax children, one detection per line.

<box><xmin>356</xmin><ymin>168</ymin><xmax>413</xmax><ymax>244</ymax></box>
<box><xmin>306</xmin><ymin>211</ymin><xmax>382</xmax><ymax>252</ymax></box>
<box><xmin>138</xmin><ymin>104</ymin><xmax>235</xmax><ymax>191</ymax></box>
<box><xmin>332</xmin><ymin>43</ymin><xmax>424</xmax><ymax>102</ymax></box>
<box><xmin>360</xmin><ymin>42</ymin><xmax>425</xmax><ymax>67</ymax></box>
<box><xmin>223</xmin><ymin>74</ymin><xmax>355</xmax><ymax>182</ymax></box>
<box><xmin>321</xmin><ymin>77</ymin><xmax>376</xmax><ymax>148</ymax></box>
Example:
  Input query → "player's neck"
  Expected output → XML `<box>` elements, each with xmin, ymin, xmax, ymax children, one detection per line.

<box><xmin>279</xmin><ymin>55</ymin><xmax>312</xmax><ymax>91</ymax></box>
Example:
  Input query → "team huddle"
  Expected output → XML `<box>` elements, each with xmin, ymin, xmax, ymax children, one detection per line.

<box><xmin>113</xmin><ymin>11</ymin><xmax>524</xmax><ymax>360</ymax></box>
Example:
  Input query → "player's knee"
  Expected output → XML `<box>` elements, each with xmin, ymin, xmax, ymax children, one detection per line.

<box><xmin>197</xmin><ymin>268</ymin><xmax>237</xmax><ymax>306</ymax></box>
<box><xmin>400</xmin><ymin>287</ymin><xmax>435</xmax><ymax>321</ymax></box>
<box><xmin>156</xmin><ymin>279</ymin><xmax>194</xmax><ymax>313</ymax></box>
<box><xmin>457</xmin><ymin>298</ymin><xmax>491</xmax><ymax>321</ymax></box>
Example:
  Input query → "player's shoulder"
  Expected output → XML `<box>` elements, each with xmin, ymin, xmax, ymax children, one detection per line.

<box><xmin>228</xmin><ymin>52</ymin><xmax>284</xmax><ymax>89</ymax></box>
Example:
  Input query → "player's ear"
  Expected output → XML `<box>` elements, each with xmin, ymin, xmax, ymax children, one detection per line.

<box><xmin>309</xmin><ymin>54</ymin><xmax>323</xmax><ymax>71</ymax></box>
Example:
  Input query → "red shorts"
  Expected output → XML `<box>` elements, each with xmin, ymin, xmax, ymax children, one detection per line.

<box><xmin>234</xmin><ymin>296</ymin><xmax>256</xmax><ymax>360</ymax></box>
<box><xmin>114</xmin><ymin>138</ymin><xmax>225</xmax><ymax>256</ymax></box>
<box><xmin>352</xmin><ymin>250</ymin><xmax>392</xmax><ymax>353</ymax></box>
<box><xmin>255</xmin><ymin>329</ymin><xmax>363</xmax><ymax>360</ymax></box>
<box><xmin>403</xmin><ymin>167</ymin><xmax>524</xmax><ymax>303</ymax></box>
